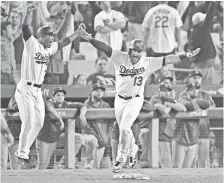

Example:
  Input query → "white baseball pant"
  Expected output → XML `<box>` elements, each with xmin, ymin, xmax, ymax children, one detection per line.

<box><xmin>15</xmin><ymin>80</ymin><xmax>45</xmax><ymax>159</ymax></box>
<box><xmin>114</xmin><ymin>95</ymin><xmax>144</xmax><ymax>163</ymax></box>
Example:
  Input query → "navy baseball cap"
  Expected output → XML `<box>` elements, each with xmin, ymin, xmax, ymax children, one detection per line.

<box><xmin>91</xmin><ymin>83</ymin><xmax>105</xmax><ymax>91</ymax></box>
<box><xmin>36</xmin><ymin>26</ymin><xmax>54</xmax><ymax>38</ymax></box>
<box><xmin>53</xmin><ymin>87</ymin><xmax>67</xmax><ymax>96</ymax></box>
<box><xmin>188</xmin><ymin>70</ymin><xmax>203</xmax><ymax>78</ymax></box>
<box><xmin>185</xmin><ymin>83</ymin><xmax>196</xmax><ymax>91</ymax></box>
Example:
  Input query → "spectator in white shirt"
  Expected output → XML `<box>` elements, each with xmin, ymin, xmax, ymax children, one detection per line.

<box><xmin>94</xmin><ymin>1</ymin><xmax>126</xmax><ymax>57</ymax></box>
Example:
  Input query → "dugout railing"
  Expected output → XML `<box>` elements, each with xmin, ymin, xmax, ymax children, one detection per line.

<box><xmin>1</xmin><ymin>108</ymin><xmax>223</xmax><ymax>169</ymax></box>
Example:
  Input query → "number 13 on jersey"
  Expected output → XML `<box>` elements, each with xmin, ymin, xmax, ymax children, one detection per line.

<box><xmin>133</xmin><ymin>76</ymin><xmax>143</xmax><ymax>86</ymax></box>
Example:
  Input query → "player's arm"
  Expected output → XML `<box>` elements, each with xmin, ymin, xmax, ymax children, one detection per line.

<box><xmin>194</xmin><ymin>92</ymin><xmax>216</xmax><ymax>110</ymax></box>
<box><xmin>44</xmin><ymin>97</ymin><xmax>64</xmax><ymax>130</ymax></box>
<box><xmin>57</xmin><ymin>23</ymin><xmax>85</xmax><ymax>50</ymax></box>
<box><xmin>78</xmin><ymin>29</ymin><xmax>113</xmax><ymax>57</ymax></box>
<box><xmin>164</xmin><ymin>48</ymin><xmax>201</xmax><ymax>65</ymax></box>
<box><xmin>22</xmin><ymin>4</ymin><xmax>36</xmax><ymax>41</ymax></box>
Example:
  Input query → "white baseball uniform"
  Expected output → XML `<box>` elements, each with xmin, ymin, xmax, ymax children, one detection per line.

<box><xmin>111</xmin><ymin>50</ymin><xmax>164</xmax><ymax>163</ymax></box>
<box><xmin>142</xmin><ymin>4</ymin><xmax>183</xmax><ymax>53</ymax></box>
<box><xmin>15</xmin><ymin>35</ymin><xmax>58</xmax><ymax>159</ymax></box>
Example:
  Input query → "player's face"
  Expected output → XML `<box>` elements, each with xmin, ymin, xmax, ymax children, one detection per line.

<box><xmin>188</xmin><ymin>75</ymin><xmax>202</xmax><ymax>88</ymax></box>
<box><xmin>161</xmin><ymin>79</ymin><xmax>172</xmax><ymax>90</ymax></box>
<box><xmin>96</xmin><ymin>59</ymin><xmax>108</xmax><ymax>74</ymax></box>
<box><xmin>54</xmin><ymin>92</ymin><xmax>65</xmax><ymax>103</ymax></box>
<box><xmin>92</xmin><ymin>89</ymin><xmax>104</xmax><ymax>101</ymax></box>
<box><xmin>43</xmin><ymin>34</ymin><xmax>54</xmax><ymax>48</ymax></box>
<box><xmin>129</xmin><ymin>49</ymin><xmax>143</xmax><ymax>65</ymax></box>
<box><xmin>9</xmin><ymin>12</ymin><xmax>19</xmax><ymax>26</ymax></box>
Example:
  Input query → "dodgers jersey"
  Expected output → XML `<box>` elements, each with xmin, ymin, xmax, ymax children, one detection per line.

<box><xmin>142</xmin><ymin>4</ymin><xmax>183</xmax><ymax>53</ymax></box>
<box><xmin>111</xmin><ymin>50</ymin><xmax>164</xmax><ymax>97</ymax></box>
<box><xmin>20</xmin><ymin>36</ymin><xmax>58</xmax><ymax>85</ymax></box>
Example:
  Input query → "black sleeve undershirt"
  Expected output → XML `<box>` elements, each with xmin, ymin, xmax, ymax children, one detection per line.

<box><xmin>89</xmin><ymin>38</ymin><xmax>113</xmax><ymax>57</ymax></box>
<box><xmin>22</xmin><ymin>24</ymin><xmax>32</xmax><ymax>42</ymax></box>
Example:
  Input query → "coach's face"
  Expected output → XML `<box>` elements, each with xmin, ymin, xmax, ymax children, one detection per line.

<box><xmin>42</xmin><ymin>34</ymin><xmax>54</xmax><ymax>48</ymax></box>
<box><xmin>92</xmin><ymin>89</ymin><xmax>104</xmax><ymax>101</ymax></box>
<box><xmin>129</xmin><ymin>49</ymin><xmax>142</xmax><ymax>65</ymax></box>
<box><xmin>188</xmin><ymin>75</ymin><xmax>202</xmax><ymax>88</ymax></box>
<box><xmin>54</xmin><ymin>92</ymin><xmax>65</xmax><ymax>103</ymax></box>
<box><xmin>161</xmin><ymin>79</ymin><xmax>172</xmax><ymax>90</ymax></box>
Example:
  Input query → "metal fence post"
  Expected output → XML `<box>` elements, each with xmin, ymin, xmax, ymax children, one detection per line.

<box><xmin>65</xmin><ymin>119</ymin><xmax>76</xmax><ymax>169</ymax></box>
<box><xmin>148</xmin><ymin>118</ymin><xmax>159</xmax><ymax>168</ymax></box>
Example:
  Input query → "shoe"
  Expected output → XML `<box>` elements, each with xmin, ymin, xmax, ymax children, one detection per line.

<box><xmin>16</xmin><ymin>156</ymin><xmax>35</xmax><ymax>169</ymax></box>
<box><xmin>112</xmin><ymin>161</ymin><xmax>123</xmax><ymax>173</ymax></box>
<box><xmin>140</xmin><ymin>161</ymin><xmax>151</xmax><ymax>168</ymax></box>
<box><xmin>129</xmin><ymin>144</ymin><xmax>138</xmax><ymax>168</ymax></box>
<box><xmin>129</xmin><ymin>156</ymin><xmax>137</xmax><ymax>168</ymax></box>
<box><xmin>84</xmin><ymin>160</ymin><xmax>94</xmax><ymax>169</ymax></box>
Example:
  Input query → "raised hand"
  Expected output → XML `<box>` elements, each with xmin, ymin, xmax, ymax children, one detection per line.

<box><xmin>77</xmin><ymin>28</ymin><xmax>93</xmax><ymax>41</ymax></box>
<box><xmin>78</xmin><ymin>23</ymin><xmax>86</xmax><ymax>30</ymax></box>
<box><xmin>186</xmin><ymin>48</ymin><xmax>201</xmax><ymax>58</ymax></box>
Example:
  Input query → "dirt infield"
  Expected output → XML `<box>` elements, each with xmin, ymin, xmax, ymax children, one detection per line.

<box><xmin>1</xmin><ymin>168</ymin><xmax>223</xmax><ymax>183</ymax></box>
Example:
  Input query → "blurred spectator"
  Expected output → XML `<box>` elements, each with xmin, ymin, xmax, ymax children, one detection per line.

<box><xmin>42</xmin><ymin>4</ymin><xmax>73</xmax><ymax>85</ymax></box>
<box><xmin>188</xmin><ymin>2</ymin><xmax>218</xmax><ymax>84</ymax></box>
<box><xmin>187</xmin><ymin>70</ymin><xmax>215</xmax><ymax>168</ymax></box>
<box><xmin>142</xmin><ymin>2</ymin><xmax>183</xmax><ymax>84</ymax></box>
<box><xmin>1</xmin><ymin>113</ymin><xmax>15</xmax><ymax>170</ymax></box>
<box><xmin>94</xmin><ymin>1</ymin><xmax>126</xmax><ymax>57</ymax></box>
<box><xmin>138</xmin><ymin>76</ymin><xmax>186</xmax><ymax>168</ymax></box>
<box><xmin>1</xmin><ymin>21</ymin><xmax>16</xmax><ymax>85</ymax></box>
<box><xmin>1</xmin><ymin>97</ymin><xmax>21</xmax><ymax>170</ymax></box>
<box><xmin>122</xmin><ymin>1</ymin><xmax>155</xmax><ymax>41</ymax></box>
<box><xmin>86</xmin><ymin>57</ymin><xmax>115</xmax><ymax>86</ymax></box>
<box><xmin>8</xmin><ymin>9</ymin><xmax>24</xmax><ymax>65</ymax></box>
<box><xmin>143</xmin><ymin>2</ymin><xmax>183</xmax><ymax>56</ymax></box>
<box><xmin>210</xmin><ymin>131</ymin><xmax>222</xmax><ymax>168</ymax></box>
<box><xmin>36</xmin><ymin>87</ymin><xmax>87</xmax><ymax>169</ymax></box>
<box><xmin>83</xmin><ymin>83</ymin><xmax>113</xmax><ymax>169</ymax></box>
<box><xmin>174</xmin><ymin>83</ymin><xmax>202</xmax><ymax>168</ymax></box>
<box><xmin>177</xmin><ymin>1</ymin><xmax>208</xmax><ymax>33</ymax></box>
<box><xmin>72</xmin><ymin>74</ymin><xmax>86</xmax><ymax>86</ymax></box>
<box><xmin>217</xmin><ymin>33</ymin><xmax>223</xmax><ymax>84</ymax></box>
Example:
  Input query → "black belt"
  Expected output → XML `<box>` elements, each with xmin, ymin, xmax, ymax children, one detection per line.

<box><xmin>27</xmin><ymin>82</ymin><xmax>42</xmax><ymax>88</ymax></box>
<box><xmin>118</xmin><ymin>94</ymin><xmax>140</xmax><ymax>100</ymax></box>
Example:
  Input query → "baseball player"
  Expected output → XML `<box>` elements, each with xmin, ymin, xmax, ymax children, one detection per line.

<box><xmin>14</xmin><ymin>4</ymin><xmax>84</xmax><ymax>166</ymax></box>
<box><xmin>78</xmin><ymin>28</ymin><xmax>200</xmax><ymax>173</ymax></box>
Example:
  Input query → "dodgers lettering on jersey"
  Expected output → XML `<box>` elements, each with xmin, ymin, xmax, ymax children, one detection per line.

<box><xmin>142</xmin><ymin>4</ymin><xmax>183</xmax><ymax>53</ymax></box>
<box><xmin>111</xmin><ymin>50</ymin><xmax>164</xmax><ymax>97</ymax></box>
<box><xmin>21</xmin><ymin>36</ymin><xmax>58</xmax><ymax>85</ymax></box>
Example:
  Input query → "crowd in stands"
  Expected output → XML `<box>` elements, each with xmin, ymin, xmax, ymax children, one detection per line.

<box><xmin>1</xmin><ymin>1</ymin><xmax>223</xmax><ymax>85</ymax></box>
<box><xmin>1</xmin><ymin>1</ymin><xmax>223</xmax><ymax>170</ymax></box>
